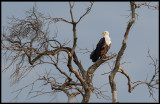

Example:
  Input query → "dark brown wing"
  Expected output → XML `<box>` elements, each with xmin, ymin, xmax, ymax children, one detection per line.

<box><xmin>97</xmin><ymin>38</ymin><xmax>105</xmax><ymax>47</ymax></box>
<box><xmin>90</xmin><ymin>38</ymin><xmax>105</xmax><ymax>62</ymax></box>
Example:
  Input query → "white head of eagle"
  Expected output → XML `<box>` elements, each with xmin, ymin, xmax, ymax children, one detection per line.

<box><xmin>90</xmin><ymin>31</ymin><xmax>111</xmax><ymax>62</ymax></box>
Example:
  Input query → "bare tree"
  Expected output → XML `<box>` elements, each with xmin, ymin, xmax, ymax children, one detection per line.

<box><xmin>2</xmin><ymin>2</ymin><xmax>116</xmax><ymax>102</ymax></box>
<box><xmin>2</xmin><ymin>2</ymin><xmax>158</xmax><ymax>103</ymax></box>
<box><xmin>108</xmin><ymin>1</ymin><xmax>159</xmax><ymax>103</ymax></box>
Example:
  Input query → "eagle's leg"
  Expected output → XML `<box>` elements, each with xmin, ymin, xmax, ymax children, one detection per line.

<box><xmin>100</xmin><ymin>55</ymin><xmax>107</xmax><ymax>59</ymax></box>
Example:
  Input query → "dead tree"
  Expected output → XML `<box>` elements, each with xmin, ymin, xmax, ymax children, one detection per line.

<box><xmin>2</xmin><ymin>2</ymin><xmax>116</xmax><ymax>103</ymax></box>
<box><xmin>108</xmin><ymin>1</ymin><xmax>159</xmax><ymax>103</ymax></box>
<box><xmin>1</xmin><ymin>2</ymin><xmax>158</xmax><ymax>103</ymax></box>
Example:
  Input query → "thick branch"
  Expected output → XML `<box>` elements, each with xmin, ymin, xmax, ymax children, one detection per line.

<box><xmin>71</xmin><ymin>23</ymin><xmax>77</xmax><ymax>55</ymax></box>
<box><xmin>119</xmin><ymin>66</ymin><xmax>132</xmax><ymax>93</ymax></box>
<box><xmin>25</xmin><ymin>47</ymin><xmax>71</xmax><ymax>65</ymax></box>
<box><xmin>73</xmin><ymin>52</ymin><xmax>86</xmax><ymax>78</ymax></box>
<box><xmin>109</xmin><ymin>1</ymin><xmax>135</xmax><ymax>103</ymax></box>
<box><xmin>88</xmin><ymin>54</ymin><xmax>117</xmax><ymax>74</ymax></box>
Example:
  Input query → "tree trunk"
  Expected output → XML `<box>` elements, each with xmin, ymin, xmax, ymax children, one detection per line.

<box><xmin>82</xmin><ymin>89</ymin><xmax>92</xmax><ymax>103</ymax></box>
<box><xmin>68</xmin><ymin>96</ymin><xmax>74</xmax><ymax>103</ymax></box>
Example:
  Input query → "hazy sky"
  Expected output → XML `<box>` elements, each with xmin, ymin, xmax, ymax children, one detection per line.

<box><xmin>2</xmin><ymin>2</ymin><xmax>159</xmax><ymax>103</ymax></box>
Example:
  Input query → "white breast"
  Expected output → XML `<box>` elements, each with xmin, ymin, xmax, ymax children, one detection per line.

<box><xmin>104</xmin><ymin>35</ymin><xmax>111</xmax><ymax>45</ymax></box>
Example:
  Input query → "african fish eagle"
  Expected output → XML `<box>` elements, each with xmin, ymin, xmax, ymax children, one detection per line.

<box><xmin>90</xmin><ymin>31</ymin><xmax>111</xmax><ymax>62</ymax></box>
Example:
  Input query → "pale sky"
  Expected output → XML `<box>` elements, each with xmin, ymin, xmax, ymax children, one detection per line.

<box><xmin>1</xmin><ymin>2</ymin><xmax>159</xmax><ymax>103</ymax></box>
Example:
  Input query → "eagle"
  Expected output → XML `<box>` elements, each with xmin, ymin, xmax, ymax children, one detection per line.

<box><xmin>90</xmin><ymin>31</ymin><xmax>111</xmax><ymax>62</ymax></box>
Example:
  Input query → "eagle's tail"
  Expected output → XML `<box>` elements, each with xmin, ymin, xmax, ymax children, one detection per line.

<box><xmin>90</xmin><ymin>50</ymin><xmax>99</xmax><ymax>62</ymax></box>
